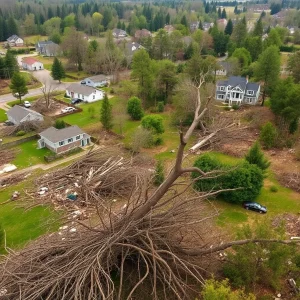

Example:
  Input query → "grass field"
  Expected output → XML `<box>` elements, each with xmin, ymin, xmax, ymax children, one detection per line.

<box><xmin>0</xmin><ymin>108</ymin><xmax>7</xmax><ymax>122</ymax></box>
<box><xmin>12</xmin><ymin>140</ymin><xmax>52</xmax><ymax>169</ymax></box>
<box><xmin>7</xmin><ymin>95</ymin><xmax>41</xmax><ymax>107</ymax></box>
<box><xmin>23</xmin><ymin>35</ymin><xmax>49</xmax><ymax>46</ymax></box>
<box><xmin>0</xmin><ymin>172</ymin><xmax>60</xmax><ymax>252</ymax></box>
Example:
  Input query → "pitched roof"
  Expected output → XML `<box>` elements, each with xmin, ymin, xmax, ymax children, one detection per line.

<box><xmin>22</xmin><ymin>57</ymin><xmax>40</xmax><ymax>65</ymax></box>
<box><xmin>37</xmin><ymin>40</ymin><xmax>55</xmax><ymax>46</ymax></box>
<box><xmin>113</xmin><ymin>28</ymin><xmax>127</xmax><ymax>35</ymax></box>
<box><xmin>67</xmin><ymin>83</ymin><xmax>99</xmax><ymax>96</ymax></box>
<box><xmin>135</xmin><ymin>29</ymin><xmax>152</xmax><ymax>38</ymax></box>
<box><xmin>7</xmin><ymin>105</ymin><xmax>43</xmax><ymax>123</ymax></box>
<box><xmin>126</xmin><ymin>42</ymin><xmax>142</xmax><ymax>55</ymax></box>
<box><xmin>40</xmin><ymin>125</ymin><xmax>86</xmax><ymax>143</ymax></box>
<box><xmin>246</xmin><ymin>82</ymin><xmax>260</xmax><ymax>92</ymax></box>
<box><xmin>7</xmin><ymin>35</ymin><xmax>21</xmax><ymax>42</ymax></box>
<box><xmin>228</xmin><ymin>76</ymin><xmax>248</xmax><ymax>90</ymax></box>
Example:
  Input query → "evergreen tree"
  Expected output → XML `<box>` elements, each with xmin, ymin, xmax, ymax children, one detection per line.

<box><xmin>165</xmin><ymin>13</ymin><xmax>170</xmax><ymax>25</ymax></box>
<box><xmin>253</xmin><ymin>17</ymin><xmax>263</xmax><ymax>37</ymax></box>
<box><xmin>7</xmin><ymin>16</ymin><xmax>18</xmax><ymax>36</ymax></box>
<box><xmin>245</xmin><ymin>141</ymin><xmax>270</xmax><ymax>172</ymax></box>
<box><xmin>4</xmin><ymin>51</ymin><xmax>18</xmax><ymax>79</ymax></box>
<box><xmin>234</xmin><ymin>5</ymin><xmax>238</xmax><ymax>14</ymax></box>
<box><xmin>198</xmin><ymin>20</ymin><xmax>203</xmax><ymax>30</ymax></box>
<box><xmin>117</xmin><ymin>20</ymin><xmax>122</xmax><ymax>29</ymax></box>
<box><xmin>9</xmin><ymin>72</ymin><xmax>28</xmax><ymax>103</ymax></box>
<box><xmin>218</xmin><ymin>7</ymin><xmax>222</xmax><ymax>18</ymax></box>
<box><xmin>154</xmin><ymin>160</ymin><xmax>164</xmax><ymax>186</ymax></box>
<box><xmin>205</xmin><ymin>3</ymin><xmax>210</xmax><ymax>14</ymax></box>
<box><xmin>224</xmin><ymin>19</ymin><xmax>233</xmax><ymax>35</ymax></box>
<box><xmin>51</xmin><ymin>57</ymin><xmax>65</xmax><ymax>83</ymax></box>
<box><xmin>100</xmin><ymin>95</ymin><xmax>113</xmax><ymax>131</ymax></box>
<box><xmin>221</xmin><ymin>9</ymin><xmax>227</xmax><ymax>19</ymax></box>
<box><xmin>180</xmin><ymin>15</ymin><xmax>188</xmax><ymax>27</ymax></box>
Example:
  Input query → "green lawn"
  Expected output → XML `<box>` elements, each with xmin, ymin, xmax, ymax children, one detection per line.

<box><xmin>0</xmin><ymin>172</ymin><xmax>60</xmax><ymax>252</ymax></box>
<box><xmin>0</xmin><ymin>108</ymin><xmax>7</xmax><ymax>122</ymax></box>
<box><xmin>7</xmin><ymin>95</ymin><xmax>41</xmax><ymax>107</ymax></box>
<box><xmin>2</xmin><ymin>132</ymin><xmax>36</xmax><ymax>144</ymax></box>
<box><xmin>12</xmin><ymin>140</ymin><xmax>52</xmax><ymax>169</ymax></box>
<box><xmin>59</xmin><ymin>96</ymin><xmax>120</xmax><ymax>128</ymax></box>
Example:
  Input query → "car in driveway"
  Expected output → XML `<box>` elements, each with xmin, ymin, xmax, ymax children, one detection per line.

<box><xmin>71</xmin><ymin>98</ymin><xmax>82</xmax><ymax>105</ymax></box>
<box><xmin>24</xmin><ymin>101</ymin><xmax>31</xmax><ymax>108</ymax></box>
<box><xmin>243</xmin><ymin>201</ymin><xmax>267</xmax><ymax>214</ymax></box>
<box><xmin>61</xmin><ymin>107</ymin><xmax>76</xmax><ymax>113</ymax></box>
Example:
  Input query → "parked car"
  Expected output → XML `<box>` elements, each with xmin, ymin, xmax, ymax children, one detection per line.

<box><xmin>243</xmin><ymin>201</ymin><xmax>267</xmax><ymax>214</ymax></box>
<box><xmin>24</xmin><ymin>101</ymin><xmax>31</xmax><ymax>108</ymax></box>
<box><xmin>71</xmin><ymin>98</ymin><xmax>82</xmax><ymax>105</ymax></box>
<box><xmin>61</xmin><ymin>107</ymin><xmax>76</xmax><ymax>113</ymax></box>
<box><xmin>4</xmin><ymin>120</ymin><xmax>14</xmax><ymax>126</ymax></box>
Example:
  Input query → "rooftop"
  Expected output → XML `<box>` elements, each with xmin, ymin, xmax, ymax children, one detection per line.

<box><xmin>7</xmin><ymin>105</ymin><xmax>43</xmax><ymax>123</ymax></box>
<box><xmin>39</xmin><ymin>125</ymin><xmax>86</xmax><ymax>143</ymax></box>
<box><xmin>67</xmin><ymin>83</ymin><xmax>100</xmax><ymax>96</ymax></box>
<box><xmin>22</xmin><ymin>57</ymin><xmax>40</xmax><ymax>65</ymax></box>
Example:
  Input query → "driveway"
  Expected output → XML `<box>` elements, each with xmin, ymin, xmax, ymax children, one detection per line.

<box><xmin>0</xmin><ymin>53</ymin><xmax>75</xmax><ymax>104</ymax></box>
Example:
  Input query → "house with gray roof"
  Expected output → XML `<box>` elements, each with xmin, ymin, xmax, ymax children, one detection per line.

<box><xmin>113</xmin><ymin>28</ymin><xmax>127</xmax><ymax>38</ymax></box>
<box><xmin>7</xmin><ymin>35</ymin><xmax>24</xmax><ymax>47</ymax></box>
<box><xmin>6</xmin><ymin>105</ymin><xmax>44</xmax><ymax>125</ymax></box>
<box><xmin>81</xmin><ymin>75</ymin><xmax>109</xmax><ymax>88</ymax></box>
<box><xmin>215</xmin><ymin>76</ymin><xmax>260</xmax><ymax>106</ymax></box>
<box><xmin>35</xmin><ymin>40</ymin><xmax>61</xmax><ymax>57</ymax></box>
<box><xmin>216</xmin><ymin>61</ymin><xmax>234</xmax><ymax>77</ymax></box>
<box><xmin>38</xmin><ymin>125</ymin><xmax>90</xmax><ymax>154</ymax></box>
<box><xmin>66</xmin><ymin>83</ymin><xmax>105</xmax><ymax>103</ymax></box>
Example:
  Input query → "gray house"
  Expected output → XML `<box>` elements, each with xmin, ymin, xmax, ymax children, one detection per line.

<box><xmin>215</xmin><ymin>61</ymin><xmax>234</xmax><ymax>77</ymax></box>
<box><xmin>113</xmin><ymin>29</ymin><xmax>127</xmax><ymax>38</ymax></box>
<box><xmin>38</xmin><ymin>125</ymin><xmax>90</xmax><ymax>154</ymax></box>
<box><xmin>7</xmin><ymin>105</ymin><xmax>44</xmax><ymax>125</ymax></box>
<box><xmin>81</xmin><ymin>75</ymin><xmax>109</xmax><ymax>88</ymax></box>
<box><xmin>215</xmin><ymin>76</ymin><xmax>260</xmax><ymax>106</ymax></box>
<box><xmin>35</xmin><ymin>41</ymin><xmax>60</xmax><ymax>56</ymax></box>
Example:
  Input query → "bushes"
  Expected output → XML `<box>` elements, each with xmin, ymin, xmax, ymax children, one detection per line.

<box><xmin>141</xmin><ymin>115</ymin><xmax>164</xmax><ymax>134</ymax></box>
<box><xmin>54</xmin><ymin>119</ymin><xmax>66</xmax><ymax>129</ymax></box>
<box><xmin>16</xmin><ymin>130</ymin><xmax>26</xmax><ymax>136</ymax></box>
<box><xmin>154</xmin><ymin>160</ymin><xmax>164</xmax><ymax>186</ymax></box>
<box><xmin>260</xmin><ymin>122</ymin><xmax>278</xmax><ymax>149</ymax></box>
<box><xmin>157</xmin><ymin>102</ymin><xmax>164</xmax><ymax>112</ymax></box>
<box><xmin>245</xmin><ymin>141</ymin><xmax>270</xmax><ymax>172</ymax></box>
<box><xmin>192</xmin><ymin>154</ymin><xmax>264</xmax><ymax>204</ymax></box>
<box><xmin>127</xmin><ymin>96</ymin><xmax>144</xmax><ymax>120</ymax></box>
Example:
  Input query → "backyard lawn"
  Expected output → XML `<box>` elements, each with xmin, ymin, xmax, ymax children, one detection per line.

<box><xmin>0</xmin><ymin>108</ymin><xmax>7</xmax><ymax>122</ymax></box>
<box><xmin>0</xmin><ymin>172</ymin><xmax>60</xmax><ymax>252</ymax></box>
<box><xmin>12</xmin><ymin>140</ymin><xmax>52</xmax><ymax>169</ymax></box>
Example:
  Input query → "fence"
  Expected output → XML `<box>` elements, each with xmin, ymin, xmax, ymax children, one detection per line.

<box><xmin>0</xmin><ymin>134</ymin><xmax>38</xmax><ymax>150</ymax></box>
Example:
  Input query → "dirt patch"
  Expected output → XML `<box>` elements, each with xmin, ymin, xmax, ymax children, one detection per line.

<box><xmin>32</xmin><ymin>98</ymin><xmax>71</xmax><ymax>117</ymax></box>
<box><xmin>0</xmin><ymin>149</ymin><xmax>16</xmax><ymax>167</ymax></box>
<box><xmin>272</xmin><ymin>213</ymin><xmax>300</xmax><ymax>237</ymax></box>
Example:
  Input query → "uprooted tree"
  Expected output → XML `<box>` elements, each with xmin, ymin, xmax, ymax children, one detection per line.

<box><xmin>0</xmin><ymin>68</ymin><xmax>299</xmax><ymax>300</ymax></box>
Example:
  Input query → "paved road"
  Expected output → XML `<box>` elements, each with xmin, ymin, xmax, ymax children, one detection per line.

<box><xmin>0</xmin><ymin>54</ymin><xmax>74</xmax><ymax>104</ymax></box>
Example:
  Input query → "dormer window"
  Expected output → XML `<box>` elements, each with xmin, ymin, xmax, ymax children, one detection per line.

<box><xmin>247</xmin><ymin>90</ymin><xmax>254</xmax><ymax>95</ymax></box>
<box><xmin>219</xmin><ymin>86</ymin><xmax>225</xmax><ymax>91</ymax></box>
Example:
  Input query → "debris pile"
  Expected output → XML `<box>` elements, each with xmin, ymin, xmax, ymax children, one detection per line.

<box><xmin>278</xmin><ymin>172</ymin><xmax>300</xmax><ymax>192</ymax></box>
<box><xmin>272</xmin><ymin>214</ymin><xmax>300</xmax><ymax>237</ymax></box>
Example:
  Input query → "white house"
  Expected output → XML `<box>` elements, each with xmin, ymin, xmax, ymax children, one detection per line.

<box><xmin>35</xmin><ymin>40</ymin><xmax>61</xmax><ymax>56</ymax></box>
<box><xmin>38</xmin><ymin>125</ymin><xmax>90</xmax><ymax>154</ymax></box>
<box><xmin>66</xmin><ymin>83</ymin><xmax>105</xmax><ymax>103</ymax></box>
<box><xmin>215</xmin><ymin>61</ymin><xmax>233</xmax><ymax>77</ymax></box>
<box><xmin>190</xmin><ymin>21</ymin><xmax>200</xmax><ymax>31</ymax></box>
<box><xmin>113</xmin><ymin>29</ymin><xmax>127</xmax><ymax>38</ymax></box>
<box><xmin>215</xmin><ymin>76</ymin><xmax>260</xmax><ymax>106</ymax></box>
<box><xmin>6</xmin><ymin>105</ymin><xmax>44</xmax><ymax>125</ymax></box>
<box><xmin>81</xmin><ymin>75</ymin><xmax>109</xmax><ymax>88</ymax></box>
<box><xmin>22</xmin><ymin>57</ymin><xmax>44</xmax><ymax>71</ymax></box>
<box><xmin>7</xmin><ymin>35</ymin><xmax>24</xmax><ymax>47</ymax></box>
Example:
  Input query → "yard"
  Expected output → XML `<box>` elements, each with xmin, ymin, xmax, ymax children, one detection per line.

<box><xmin>12</xmin><ymin>139</ymin><xmax>52</xmax><ymax>169</ymax></box>
<box><xmin>0</xmin><ymin>72</ymin><xmax>42</xmax><ymax>96</ymax></box>
<box><xmin>0</xmin><ymin>171</ymin><xmax>60</xmax><ymax>252</ymax></box>
<box><xmin>0</xmin><ymin>108</ymin><xmax>7</xmax><ymax>122</ymax></box>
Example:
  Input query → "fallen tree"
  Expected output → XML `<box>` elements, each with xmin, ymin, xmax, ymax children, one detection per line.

<box><xmin>0</xmin><ymin>69</ymin><xmax>299</xmax><ymax>300</ymax></box>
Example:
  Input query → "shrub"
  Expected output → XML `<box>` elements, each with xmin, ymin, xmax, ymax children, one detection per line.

<box><xmin>245</xmin><ymin>141</ymin><xmax>270</xmax><ymax>172</ymax></box>
<box><xmin>192</xmin><ymin>155</ymin><xmax>264</xmax><ymax>204</ymax></box>
<box><xmin>54</xmin><ymin>119</ymin><xmax>66</xmax><ymax>129</ymax></box>
<box><xmin>131</xmin><ymin>127</ymin><xmax>153</xmax><ymax>152</ymax></box>
<box><xmin>157</xmin><ymin>102</ymin><xmax>164</xmax><ymax>112</ymax></box>
<box><xmin>127</xmin><ymin>96</ymin><xmax>144</xmax><ymax>120</ymax></box>
<box><xmin>154</xmin><ymin>160</ymin><xmax>164</xmax><ymax>186</ymax></box>
<box><xmin>154</xmin><ymin>136</ymin><xmax>163</xmax><ymax>145</ymax></box>
<box><xmin>149</xmin><ymin>106</ymin><xmax>158</xmax><ymax>113</ymax></box>
<box><xmin>289</xmin><ymin>118</ymin><xmax>298</xmax><ymax>134</ymax></box>
<box><xmin>270</xmin><ymin>185</ymin><xmax>278</xmax><ymax>193</ymax></box>
<box><xmin>110</xmin><ymin>88</ymin><xmax>115</xmax><ymax>94</ymax></box>
<box><xmin>260</xmin><ymin>122</ymin><xmax>278</xmax><ymax>149</ymax></box>
<box><xmin>141</xmin><ymin>115</ymin><xmax>164</xmax><ymax>134</ymax></box>
<box><xmin>16</xmin><ymin>130</ymin><xmax>26</xmax><ymax>136</ymax></box>
<box><xmin>232</xmin><ymin>104</ymin><xmax>239</xmax><ymax>110</ymax></box>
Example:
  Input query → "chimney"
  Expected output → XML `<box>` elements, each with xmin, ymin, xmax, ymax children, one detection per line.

<box><xmin>246</xmin><ymin>75</ymin><xmax>249</xmax><ymax>83</ymax></box>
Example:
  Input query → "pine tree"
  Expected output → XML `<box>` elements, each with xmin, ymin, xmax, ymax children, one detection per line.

<box><xmin>9</xmin><ymin>72</ymin><xmax>28</xmax><ymax>103</ymax></box>
<box><xmin>117</xmin><ymin>20</ymin><xmax>122</xmax><ymax>29</ymax></box>
<box><xmin>245</xmin><ymin>141</ymin><xmax>270</xmax><ymax>172</ymax></box>
<box><xmin>198</xmin><ymin>20</ymin><xmax>203</xmax><ymax>30</ymax></box>
<box><xmin>4</xmin><ymin>50</ymin><xmax>18</xmax><ymax>79</ymax></box>
<box><xmin>100</xmin><ymin>95</ymin><xmax>113</xmax><ymax>131</ymax></box>
<box><xmin>154</xmin><ymin>160</ymin><xmax>165</xmax><ymax>186</ymax></box>
<box><xmin>51</xmin><ymin>57</ymin><xmax>65</xmax><ymax>83</ymax></box>
<box><xmin>224</xmin><ymin>19</ymin><xmax>233</xmax><ymax>35</ymax></box>
<box><xmin>253</xmin><ymin>17</ymin><xmax>263</xmax><ymax>37</ymax></box>
<box><xmin>221</xmin><ymin>8</ymin><xmax>227</xmax><ymax>19</ymax></box>
<box><xmin>218</xmin><ymin>7</ymin><xmax>222</xmax><ymax>18</ymax></box>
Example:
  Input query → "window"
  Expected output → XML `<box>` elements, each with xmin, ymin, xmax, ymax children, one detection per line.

<box><xmin>59</xmin><ymin>141</ymin><xmax>64</xmax><ymax>146</ymax></box>
<box><xmin>218</xmin><ymin>86</ymin><xmax>225</xmax><ymax>91</ymax></box>
<box><xmin>68</xmin><ymin>138</ymin><xmax>73</xmax><ymax>143</ymax></box>
<box><xmin>247</xmin><ymin>90</ymin><xmax>254</xmax><ymax>95</ymax></box>
<box><xmin>217</xmin><ymin>94</ymin><xmax>224</xmax><ymax>100</ymax></box>
<box><xmin>93</xmin><ymin>95</ymin><xmax>95</xmax><ymax>99</ymax></box>
<box><xmin>76</xmin><ymin>135</ymin><xmax>80</xmax><ymax>140</ymax></box>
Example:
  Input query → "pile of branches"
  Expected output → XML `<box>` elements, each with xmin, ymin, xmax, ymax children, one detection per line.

<box><xmin>0</xmin><ymin>150</ymin><xmax>16</xmax><ymax>166</ymax></box>
<box><xmin>23</xmin><ymin>148</ymin><xmax>151</xmax><ymax>213</ymax></box>
<box><xmin>278</xmin><ymin>172</ymin><xmax>300</xmax><ymax>192</ymax></box>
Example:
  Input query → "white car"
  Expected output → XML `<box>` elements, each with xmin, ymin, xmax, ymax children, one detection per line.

<box><xmin>61</xmin><ymin>107</ymin><xmax>76</xmax><ymax>113</ymax></box>
<box><xmin>24</xmin><ymin>101</ymin><xmax>31</xmax><ymax>108</ymax></box>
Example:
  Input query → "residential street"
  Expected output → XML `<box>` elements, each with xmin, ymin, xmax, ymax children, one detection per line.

<box><xmin>0</xmin><ymin>53</ymin><xmax>75</xmax><ymax>104</ymax></box>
